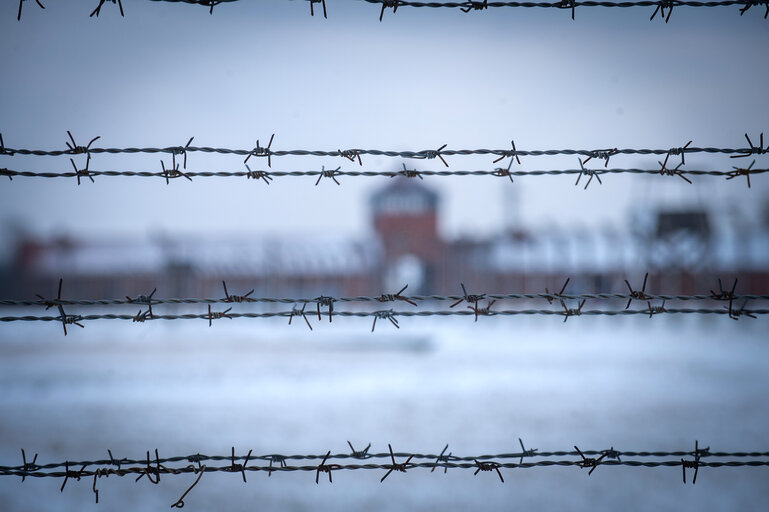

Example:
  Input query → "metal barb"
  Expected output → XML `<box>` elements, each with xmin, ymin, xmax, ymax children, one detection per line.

<box><xmin>347</xmin><ymin>441</ymin><xmax>372</xmax><ymax>459</ymax></box>
<box><xmin>65</xmin><ymin>131</ymin><xmax>100</xmax><ymax>156</ymax></box>
<box><xmin>602</xmin><ymin>447</ymin><xmax>622</xmax><ymax>462</ymax></box>
<box><xmin>315</xmin><ymin>165</ymin><xmax>341</xmax><ymax>186</ymax></box>
<box><xmin>560</xmin><ymin>0</ymin><xmax>576</xmax><ymax>19</ymax></box>
<box><xmin>160</xmin><ymin>155</ymin><xmax>192</xmax><ymax>184</ymax></box>
<box><xmin>20</xmin><ymin>449</ymin><xmax>38</xmax><ymax>483</ymax></box>
<box><xmin>372</xmin><ymin>309</ymin><xmax>399</xmax><ymax>332</ymax></box>
<box><xmin>288</xmin><ymin>303</ymin><xmax>313</xmax><ymax>330</ymax></box>
<box><xmin>245</xmin><ymin>164</ymin><xmax>273</xmax><ymax>184</ymax></box>
<box><xmin>378</xmin><ymin>284</ymin><xmax>418</xmax><ymax>306</ymax></box>
<box><xmin>575</xmin><ymin>445</ymin><xmax>607</xmax><ymax>476</ymax></box>
<box><xmin>397</xmin><ymin>163</ymin><xmax>423</xmax><ymax>179</ymax></box>
<box><xmin>338</xmin><ymin>149</ymin><xmax>362</xmax><ymax>166</ymax></box>
<box><xmin>731</xmin><ymin>132</ymin><xmax>767</xmax><ymax>157</ymax></box>
<box><xmin>431</xmin><ymin>444</ymin><xmax>452</xmax><ymax>474</ymax></box>
<box><xmin>309</xmin><ymin>0</ymin><xmax>328</xmax><ymax>19</ymax></box>
<box><xmin>70</xmin><ymin>155</ymin><xmax>94</xmax><ymax>186</ymax></box>
<box><xmin>575</xmin><ymin>158</ymin><xmax>603</xmax><ymax>189</ymax></box>
<box><xmin>625</xmin><ymin>272</ymin><xmax>651</xmax><ymax>309</ymax></box>
<box><xmin>728</xmin><ymin>299</ymin><xmax>757</xmax><ymax>320</ymax></box>
<box><xmin>727</xmin><ymin>159</ymin><xmax>755</xmax><ymax>188</ymax></box>
<box><xmin>647</xmin><ymin>300</ymin><xmax>667</xmax><ymax>318</ymax></box>
<box><xmin>560</xmin><ymin>299</ymin><xmax>586</xmax><ymax>323</ymax></box>
<box><xmin>492</xmin><ymin>140</ymin><xmax>522</xmax><ymax>170</ymax></box>
<box><xmin>461</xmin><ymin>1</ymin><xmax>488</xmax><ymax>13</ymax></box>
<box><xmin>172</xmin><ymin>136</ymin><xmax>194</xmax><ymax>169</ymax></box>
<box><xmin>206</xmin><ymin>304</ymin><xmax>233</xmax><ymax>327</ymax></box>
<box><xmin>90</xmin><ymin>0</ymin><xmax>124</xmax><ymax>17</ymax></box>
<box><xmin>228</xmin><ymin>447</ymin><xmax>252</xmax><ymax>483</ymax></box>
<box><xmin>135</xmin><ymin>449</ymin><xmax>161</xmax><ymax>484</ymax></box>
<box><xmin>380</xmin><ymin>444</ymin><xmax>413</xmax><ymax>482</ymax></box>
<box><xmin>17</xmin><ymin>0</ymin><xmax>45</xmax><ymax>22</ymax></box>
<box><xmin>126</xmin><ymin>288</ymin><xmax>157</xmax><ymax>319</ymax></box>
<box><xmin>60</xmin><ymin>461</ymin><xmax>86</xmax><ymax>493</ymax></box>
<box><xmin>315</xmin><ymin>296</ymin><xmax>335</xmax><ymax>322</ymax></box>
<box><xmin>658</xmin><ymin>158</ymin><xmax>692</xmax><ymax>184</ymax></box>
<box><xmin>710</xmin><ymin>278</ymin><xmax>738</xmax><ymax>318</ymax></box>
<box><xmin>0</xmin><ymin>133</ymin><xmax>15</xmax><ymax>156</ymax></box>
<box><xmin>421</xmin><ymin>144</ymin><xmax>449</xmax><ymax>167</ymax></box>
<box><xmin>682</xmin><ymin>440</ymin><xmax>708</xmax><ymax>484</ymax></box>
<box><xmin>584</xmin><ymin>148</ymin><xmax>618</xmax><ymax>168</ymax></box>
<box><xmin>379</xmin><ymin>0</ymin><xmax>399</xmax><ymax>22</ymax></box>
<box><xmin>738</xmin><ymin>1</ymin><xmax>769</xmax><ymax>17</ymax></box>
<box><xmin>316</xmin><ymin>451</ymin><xmax>342</xmax><ymax>484</ymax></box>
<box><xmin>474</xmin><ymin>459</ymin><xmax>504</xmax><ymax>482</ymax></box>
<box><xmin>222</xmin><ymin>281</ymin><xmax>255</xmax><ymax>303</ymax></box>
<box><xmin>449</xmin><ymin>283</ymin><xmax>486</xmax><ymax>309</ymax></box>
<box><xmin>650</xmin><ymin>0</ymin><xmax>675</xmax><ymax>22</ymax></box>
<box><xmin>519</xmin><ymin>438</ymin><xmax>538</xmax><ymax>464</ymax></box>
<box><xmin>545</xmin><ymin>278</ymin><xmax>570</xmax><ymax>304</ymax></box>
<box><xmin>468</xmin><ymin>299</ymin><xmax>496</xmax><ymax>321</ymax></box>
<box><xmin>244</xmin><ymin>133</ymin><xmax>275</xmax><ymax>167</ymax></box>
<box><xmin>268</xmin><ymin>455</ymin><xmax>287</xmax><ymax>477</ymax></box>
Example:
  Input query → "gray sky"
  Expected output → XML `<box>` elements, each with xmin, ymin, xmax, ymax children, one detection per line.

<box><xmin>1</xmin><ymin>0</ymin><xmax>768</xmax><ymax>243</ymax></box>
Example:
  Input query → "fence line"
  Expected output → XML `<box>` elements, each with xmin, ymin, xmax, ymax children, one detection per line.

<box><xmin>4</xmin><ymin>443</ymin><xmax>768</xmax><ymax>504</ymax></box>
<box><xmin>14</xmin><ymin>0</ymin><xmax>769</xmax><ymax>21</ymax></box>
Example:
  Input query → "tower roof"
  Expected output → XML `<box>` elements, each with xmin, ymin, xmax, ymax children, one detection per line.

<box><xmin>371</xmin><ymin>176</ymin><xmax>439</xmax><ymax>215</ymax></box>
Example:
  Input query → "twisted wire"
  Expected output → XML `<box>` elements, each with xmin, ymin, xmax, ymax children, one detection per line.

<box><xmin>2</xmin><ymin>144</ymin><xmax>763</xmax><ymax>160</ymax></box>
<box><xmin>1</xmin><ymin>167</ymin><xmax>767</xmax><ymax>180</ymax></box>
<box><xmin>2</xmin><ymin>308</ymin><xmax>767</xmax><ymax>323</ymax></box>
<box><xmin>3</xmin><ymin>292</ymin><xmax>767</xmax><ymax>307</ymax></box>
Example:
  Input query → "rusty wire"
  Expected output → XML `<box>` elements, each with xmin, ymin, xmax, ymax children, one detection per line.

<box><xmin>13</xmin><ymin>0</ymin><xmax>769</xmax><ymax>20</ymax></box>
<box><xmin>3</xmin><ymin>444</ymin><xmax>768</xmax><ymax>505</ymax></box>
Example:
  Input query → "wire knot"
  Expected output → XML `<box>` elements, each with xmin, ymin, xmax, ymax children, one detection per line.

<box><xmin>228</xmin><ymin>447</ymin><xmax>252</xmax><ymax>483</ymax></box>
<box><xmin>421</xmin><ymin>144</ymin><xmax>449</xmax><ymax>167</ymax></box>
<box><xmin>468</xmin><ymin>299</ymin><xmax>496</xmax><ymax>321</ymax></box>
<box><xmin>245</xmin><ymin>164</ymin><xmax>273</xmax><ymax>184</ymax></box>
<box><xmin>560</xmin><ymin>299</ymin><xmax>586</xmax><ymax>322</ymax></box>
<box><xmin>61</xmin><ymin>461</ymin><xmax>86</xmax><ymax>492</ymax></box>
<box><xmin>518</xmin><ymin>438</ymin><xmax>538</xmax><ymax>464</ymax></box>
<box><xmin>171</xmin><ymin>137</ymin><xmax>194</xmax><ymax>169</ymax></box>
<box><xmin>450</xmin><ymin>283</ymin><xmax>486</xmax><ymax>309</ymax></box>
<box><xmin>268</xmin><ymin>455</ymin><xmax>287</xmax><ymax>477</ymax></box>
<box><xmin>380</xmin><ymin>444</ymin><xmax>413</xmax><ymax>482</ymax></box>
<box><xmin>575</xmin><ymin>158</ymin><xmax>603</xmax><ymax>189</ymax></box>
<box><xmin>379</xmin><ymin>0</ymin><xmax>400</xmax><ymax>22</ymax></box>
<box><xmin>70</xmin><ymin>154</ymin><xmax>95</xmax><ymax>185</ymax></box>
<box><xmin>681</xmin><ymin>440</ymin><xmax>708</xmax><ymax>484</ymax></box>
<box><xmin>222</xmin><ymin>281</ymin><xmax>255</xmax><ymax>303</ymax></box>
<box><xmin>316</xmin><ymin>451</ymin><xmax>342</xmax><ymax>484</ymax></box>
<box><xmin>647</xmin><ymin>300</ymin><xmax>667</xmax><ymax>318</ymax></box>
<box><xmin>205</xmin><ymin>304</ymin><xmax>232</xmax><ymax>326</ymax></box>
<box><xmin>347</xmin><ymin>441</ymin><xmax>372</xmax><ymax>459</ymax></box>
<box><xmin>584</xmin><ymin>148</ymin><xmax>618</xmax><ymax>167</ymax></box>
<box><xmin>727</xmin><ymin>159</ymin><xmax>755</xmax><ymax>188</ymax></box>
<box><xmin>0</xmin><ymin>168</ymin><xmax>15</xmax><ymax>181</ymax></box>
<box><xmin>560</xmin><ymin>0</ymin><xmax>576</xmax><ymax>19</ymax></box>
<box><xmin>338</xmin><ymin>149</ymin><xmax>362</xmax><ymax>165</ymax></box>
<box><xmin>372</xmin><ymin>309</ymin><xmax>400</xmax><ymax>332</ymax></box>
<box><xmin>315</xmin><ymin>165</ymin><xmax>341</xmax><ymax>185</ymax></box>
<box><xmin>431</xmin><ymin>444</ymin><xmax>453</xmax><ymax>473</ymax></box>
<box><xmin>244</xmin><ymin>133</ymin><xmax>275</xmax><ymax>167</ymax></box>
<box><xmin>474</xmin><ymin>460</ymin><xmax>504</xmax><ymax>482</ymax></box>
<box><xmin>575</xmin><ymin>446</ymin><xmax>606</xmax><ymax>476</ymax></box>
<box><xmin>65</xmin><ymin>131</ymin><xmax>100</xmax><ymax>155</ymax></box>
<box><xmin>728</xmin><ymin>299</ymin><xmax>757</xmax><ymax>320</ymax></box>
<box><xmin>378</xmin><ymin>284</ymin><xmax>417</xmax><ymax>306</ymax></box>
<box><xmin>313</xmin><ymin>295</ymin><xmax>336</xmax><ymax>322</ymax></box>
<box><xmin>651</xmin><ymin>0</ymin><xmax>676</xmax><ymax>22</ymax></box>
<box><xmin>288</xmin><ymin>303</ymin><xmax>313</xmax><ymax>330</ymax></box>
<box><xmin>461</xmin><ymin>1</ymin><xmax>488</xmax><ymax>13</ymax></box>
<box><xmin>160</xmin><ymin>155</ymin><xmax>192</xmax><ymax>184</ymax></box>
<box><xmin>20</xmin><ymin>449</ymin><xmax>38</xmax><ymax>482</ymax></box>
<box><xmin>397</xmin><ymin>163</ymin><xmax>423</xmax><ymax>179</ymax></box>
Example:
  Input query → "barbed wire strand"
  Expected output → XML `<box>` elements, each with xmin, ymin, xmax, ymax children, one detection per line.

<box><xmin>3</xmin><ymin>443</ymin><xmax>768</xmax><ymax>505</ymax></box>
<box><xmin>1</xmin><ymin>166</ymin><xmax>767</xmax><ymax>182</ymax></box>
<box><xmin>14</xmin><ymin>0</ymin><xmax>769</xmax><ymax>21</ymax></box>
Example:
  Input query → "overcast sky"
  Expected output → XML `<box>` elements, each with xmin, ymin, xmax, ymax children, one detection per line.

<box><xmin>1</xmin><ymin>0</ymin><xmax>768</xmax><ymax>244</ymax></box>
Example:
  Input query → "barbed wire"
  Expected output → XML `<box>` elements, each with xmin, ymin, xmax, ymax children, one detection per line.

<box><xmin>3</xmin><ymin>442</ymin><xmax>768</xmax><ymax>505</ymax></box>
<box><xmin>3</xmin><ymin>134</ymin><xmax>768</xmax><ymax>163</ymax></box>
<box><xmin>1</xmin><ymin>165</ymin><xmax>767</xmax><ymax>186</ymax></box>
<box><xmin>13</xmin><ymin>0</ymin><xmax>769</xmax><ymax>21</ymax></box>
<box><xmin>5</xmin><ymin>278</ymin><xmax>767</xmax><ymax>307</ymax></box>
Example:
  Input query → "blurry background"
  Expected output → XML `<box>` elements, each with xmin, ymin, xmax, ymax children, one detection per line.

<box><xmin>1</xmin><ymin>0</ymin><xmax>768</xmax><ymax>510</ymax></box>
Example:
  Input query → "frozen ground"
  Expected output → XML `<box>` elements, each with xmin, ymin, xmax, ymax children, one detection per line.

<box><xmin>0</xmin><ymin>313</ymin><xmax>767</xmax><ymax>511</ymax></box>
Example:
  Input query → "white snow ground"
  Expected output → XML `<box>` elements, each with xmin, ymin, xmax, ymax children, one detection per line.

<box><xmin>0</xmin><ymin>313</ymin><xmax>767</xmax><ymax>511</ymax></box>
